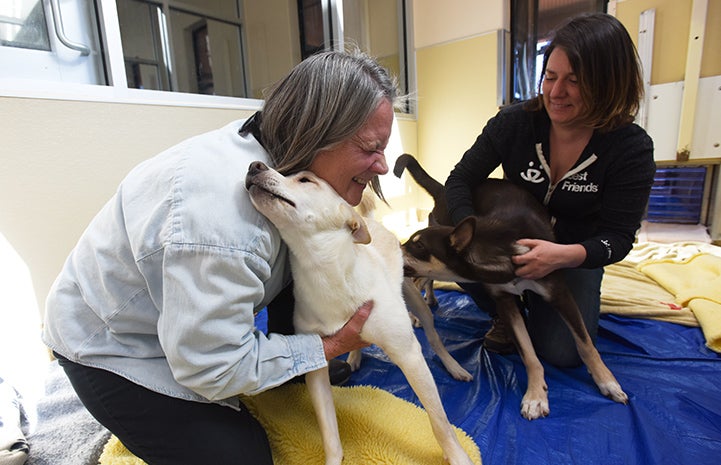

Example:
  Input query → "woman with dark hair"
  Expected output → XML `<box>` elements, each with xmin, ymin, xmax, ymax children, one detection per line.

<box><xmin>445</xmin><ymin>13</ymin><xmax>655</xmax><ymax>367</ymax></box>
<box><xmin>43</xmin><ymin>49</ymin><xmax>398</xmax><ymax>465</ymax></box>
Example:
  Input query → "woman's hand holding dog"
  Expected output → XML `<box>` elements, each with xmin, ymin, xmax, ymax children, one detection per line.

<box><xmin>321</xmin><ymin>301</ymin><xmax>373</xmax><ymax>360</ymax></box>
<box><xmin>512</xmin><ymin>240</ymin><xmax>586</xmax><ymax>280</ymax></box>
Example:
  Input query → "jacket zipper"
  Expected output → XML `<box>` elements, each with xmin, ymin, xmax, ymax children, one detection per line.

<box><xmin>534</xmin><ymin>142</ymin><xmax>598</xmax><ymax>205</ymax></box>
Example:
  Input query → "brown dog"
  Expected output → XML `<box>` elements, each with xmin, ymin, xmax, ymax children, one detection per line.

<box><xmin>396</xmin><ymin>154</ymin><xmax>628</xmax><ymax>420</ymax></box>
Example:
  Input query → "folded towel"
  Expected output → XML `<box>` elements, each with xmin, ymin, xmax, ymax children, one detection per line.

<box><xmin>638</xmin><ymin>253</ymin><xmax>721</xmax><ymax>352</ymax></box>
<box><xmin>623</xmin><ymin>241</ymin><xmax>721</xmax><ymax>264</ymax></box>
<box><xmin>99</xmin><ymin>384</ymin><xmax>482</xmax><ymax>465</ymax></box>
<box><xmin>600</xmin><ymin>260</ymin><xmax>698</xmax><ymax>327</ymax></box>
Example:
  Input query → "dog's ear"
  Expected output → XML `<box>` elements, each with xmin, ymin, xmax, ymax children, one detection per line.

<box><xmin>341</xmin><ymin>204</ymin><xmax>372</xmax><ymax>244</ymax></box>
<box><xmin>449</xmin><ymin>217</ymin><xmax>475</xmax><ymax>251</ymax></box>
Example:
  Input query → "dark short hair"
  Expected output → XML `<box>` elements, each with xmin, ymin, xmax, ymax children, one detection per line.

<box><xmin>528</xmin><ymin>13</ymin><xmax>643</xmax><ymax>132</ymax></box>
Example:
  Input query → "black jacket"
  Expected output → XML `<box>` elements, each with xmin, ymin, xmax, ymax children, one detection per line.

<box><xmin>446</xmin><ymin>102</ymin><xmax>656</xmax><ymax>269</ymax></box>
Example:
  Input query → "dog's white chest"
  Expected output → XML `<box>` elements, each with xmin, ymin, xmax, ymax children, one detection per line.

<box><xmin>492</xmin><ymin>278</ymin><xmax>550</xmax><ymax>300</ymax></box>
<box><xmin>292</xmin><ymin>222</ymin><xmax>403</xmax><ymax>337</ymax></box>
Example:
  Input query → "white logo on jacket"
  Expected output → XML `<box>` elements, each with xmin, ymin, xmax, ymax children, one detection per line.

<box><xmin>520</xmin><ymin>161</ymin><xmax>545</xmax><ymax>183</ymax></box>
<box><xmin>560</xmin><ymin>172</ymin><xmax>599</xmax><ymax>193</ymax></box>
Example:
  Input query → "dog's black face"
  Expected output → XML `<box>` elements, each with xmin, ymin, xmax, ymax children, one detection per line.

<box><xmin>402</xmin><ymin>225</ymin><xmax>464</xmax><ymax>281</ymax></box>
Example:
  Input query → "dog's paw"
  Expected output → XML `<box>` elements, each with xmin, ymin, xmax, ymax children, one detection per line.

<box><xmin>448</xmin><ymin>365</ymin><xmax>473</xmax><ymax>382</ymax></box>
<box><xmin>449</xmin><ymin>368</ymin><xmax>473</xmax><ymax>382</ymax></box>
<box><xmin>424</xmin><ymin>293</ymin><xmax>438</xmax><ymax>308</ymax></box>
<box><xmin>346</xmin><ymin>350</ymin><xmax>362</xmax><ymax>372</ymax></box>
<box><xmin>324</xmin><ymin>453</ymin><xmax>344</xmax><ymax>465</ymax></box>
<box><xmin>599</xmin><ymin>382</ymin><xmax>628</xmax><ymax>404</ymax></box>
<box><xmin>408</xmin><ymin>311</ymin><xmax>422</xmax><ymax>328</ymax></box>
<box><xmin>520</xmin><ymin>396</ymin><xmax>550</xmax><ymax>420</ymax></box>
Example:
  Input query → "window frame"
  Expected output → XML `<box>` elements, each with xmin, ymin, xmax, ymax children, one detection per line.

<box><xmin>0</xmin><ymin>0</ymin><xmax>412</xmax><ymax>112</ymax></box>
<box><xmin>509</xmin><ymin>0</ymin><xmax>606</xmax><ymax>103</ymax></box>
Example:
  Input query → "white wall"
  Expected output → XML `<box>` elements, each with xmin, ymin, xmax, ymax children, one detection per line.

<box><xmin>0</xmin><ymin>97</ymin><xmax>252</xmax><ymax>320</ymax></box>
<box><xmin>413</xmin><ymin>0</ymin><xmax>508</xmax><ymax>48</ymax></box>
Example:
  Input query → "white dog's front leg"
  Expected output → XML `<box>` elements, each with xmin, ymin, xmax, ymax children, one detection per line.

<box><xmin>306</xmin><ymin>367</ymin><xmax>343</xmax><ymax>465</ymax></box>
<box><xmin>385</xmin><ymin>339</ymin><xmax>474</xmax><ymax>465</ymax></box>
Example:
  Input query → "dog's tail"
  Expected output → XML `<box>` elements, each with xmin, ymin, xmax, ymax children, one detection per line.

<box><xmin>393</xmin><ymin>153</ymin><xmax>444</xmax><ymax>201</ymax></box>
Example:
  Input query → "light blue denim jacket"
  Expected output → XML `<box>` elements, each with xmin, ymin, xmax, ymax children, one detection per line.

<box><xmin>43</xmin><ymin>119</ymin><xmax>327</xmax><ymax>409</ymax></box>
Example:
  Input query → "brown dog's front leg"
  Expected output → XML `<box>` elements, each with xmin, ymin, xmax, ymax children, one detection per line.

<box><xmin>550</xmin><ymin>286</ymin><xmax>628</xmax><ymax>404</ymax></box>
<box><xmin>495</xmin><ymin>294</ymin><xmax>549</xmax><ymax>420</ymax></box>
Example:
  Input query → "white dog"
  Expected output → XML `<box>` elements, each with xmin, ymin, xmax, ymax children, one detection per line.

<box><xmin>357</xmin><ymin>190</ymin><xmax>473</xmax><ymax>383</ymax></box>
<box><xmin>246</xmin><ymin>161</ymin><xmax>473</xmax><ymax>465</ymax></box>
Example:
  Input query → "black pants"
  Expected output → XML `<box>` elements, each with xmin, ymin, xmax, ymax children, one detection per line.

<box><xmin>55</xmin><ymin>353</ymin><xmax>273</xmax><ymax>465</ymax></box>
<box><xmin>54</xmin><ymin>283</ymin><xmax>301</xmax><ymax>464</ymax></box>
<box><xmin>460</xmin><ymin>267</ymin><xmax>604</xmax><ymax>368</ymax></box>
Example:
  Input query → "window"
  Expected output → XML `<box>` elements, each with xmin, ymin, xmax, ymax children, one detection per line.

<box><xmin>116</xmin><ymin>0</ymin><xmax>246</xmax><ymax>97</ymax></box>
<box><xmin>298</xmin><ymin>0</ymin><xmax>325</xmax><ymax>59</ymax></box>
<box><xmin>341</xmin><ymin>0</ymin><xmax>410</xmax><ymax>112</ymax></box>
<box><xmin>0</xmin><ymin>0</ymin><xmax>411</xmax><ymax>110</ymax></box>
<box><xmin>0</xmin><ymin>0</ymin><xmax>105</xmax><ymax>85</ymax></box>
<box><xmin>509</xmin><ymin>0</ymin><xmax>606</xmax><ymax>102</ymax></box>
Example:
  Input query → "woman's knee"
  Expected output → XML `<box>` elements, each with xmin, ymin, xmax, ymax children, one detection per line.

<box><xmin>56</xmin><ymin>357</ymin><xmax>273</xmax><ymax>465</ymax></box>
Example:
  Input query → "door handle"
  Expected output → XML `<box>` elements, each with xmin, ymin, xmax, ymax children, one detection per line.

<box><xmin>49</xmin><ymin>0</ymin><xmax>91</xmax><ymax>55</ymax></box>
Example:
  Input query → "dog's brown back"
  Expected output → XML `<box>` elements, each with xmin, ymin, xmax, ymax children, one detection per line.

<box><xmin>394</xmin><ymin>153</ymin><xmax>553</xmax><ymax>241</ymax></box>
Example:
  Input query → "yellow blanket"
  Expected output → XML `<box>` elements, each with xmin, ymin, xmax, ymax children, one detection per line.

<box><xmin>637</xmin><ymin>253</ymin><xmax>721</xmax><ymax>352</ymax></box>
<box><xmin>600</xmin><ymin>260</ymin><xmax>698</xmax><ymax>327</ymax></box>
<box><xmin>99</xmin><ymin>384</ymin><xmax>482</xmax><ymax>465</ymax></box>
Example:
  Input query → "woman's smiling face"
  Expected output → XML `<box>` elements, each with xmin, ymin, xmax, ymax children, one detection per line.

<box><xmin>309</xmin><ymin>98</ymin><xmax>393</xmax><ymax>206</ymax></box>
<box><xmin>542</xmin><ymin>47</ymin><xmax>587</xmax><ymax>129</ymax></box>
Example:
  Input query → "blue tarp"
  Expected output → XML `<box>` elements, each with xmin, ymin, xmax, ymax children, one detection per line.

<box><xmin>327</xmin><ymin>290</ymin><xmax>721</xmax><ymax>465</ymax></box>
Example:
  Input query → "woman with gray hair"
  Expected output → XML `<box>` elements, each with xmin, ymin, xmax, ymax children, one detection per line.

<box><xmin>43</xmin><ymin>49</ymin><xmax>398</xmax><ymax>465</ymax></box>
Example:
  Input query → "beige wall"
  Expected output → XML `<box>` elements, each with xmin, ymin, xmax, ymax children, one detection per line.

<box><xmin>615</xmin><ymin>0</ymin><xmax>721</xmax><ymax>84</ymax></box>
<box><xmin>243</xmin><ymin>0</ymin><xmax>301</xmax><ymax>99</ymax></box>
<box><xmin>413</xmin><ymin>0</ymin><xmax>507</xmax><ymax>48</ymax></box>
<box><xmin>699</xmin><ymin>0</ymin><xmax>721</xmax><ymax>78</ymax></box>
<box><xmin>373</xmin><ymin>116</ymin><xmax>420</xmax><ymax>238</ymax></box>
<box><xmin>404</xmin><ymin>0</ymin><xmax>508</xmax><ymax>216</ymax></box>
<box><xmin>0</xmin><ymin>97</ymin><xmax>252</xmax><ymax>317</ymax></box>
<box><xmin>416</xmin><ymin>33</ymin><xmax>502</xmax><ymax>182</ymax></box>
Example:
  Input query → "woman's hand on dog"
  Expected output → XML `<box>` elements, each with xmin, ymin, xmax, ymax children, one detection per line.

<box><xmin>512</xmin><ymin>239</ymin><xmax>586</xmax><ymax>280</ymax></box>
<box><xmin>321</xmin><ymin>301</ymin><xmax>373</xmax><ymax>360</ymax></box>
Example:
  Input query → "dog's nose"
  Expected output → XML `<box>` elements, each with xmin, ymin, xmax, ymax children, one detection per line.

<box><xmin>246</xmin><ymin>161</ymin><xmax>270</xmax><ymax>190</ymax></box>
<box><xmin>248</xmin><ymin>161</ymin><xmax>268</xmax><ymax>177</ymax></box>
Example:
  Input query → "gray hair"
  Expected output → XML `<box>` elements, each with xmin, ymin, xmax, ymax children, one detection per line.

<box><xmin>259</xmin><ymin>48</ymin><xmax>399</xmax><ymax>199</ymax></box>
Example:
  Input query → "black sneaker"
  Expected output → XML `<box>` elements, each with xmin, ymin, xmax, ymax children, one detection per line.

<box><xmin>482</xmin><ymin>317</ymin><xmax>516</xmax><ymax>354</ymax></box>
<box><xmin>327</xmin><ymin>358</ymin><xmax>352</xmax><ymax>386</ymax></box>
